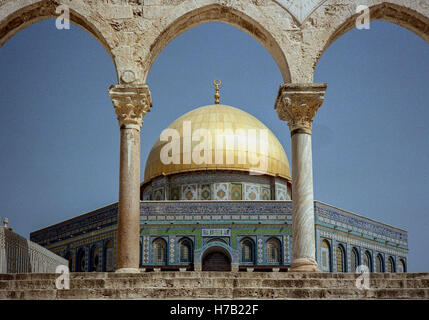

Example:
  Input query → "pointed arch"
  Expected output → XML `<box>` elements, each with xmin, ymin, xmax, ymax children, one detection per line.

<box><xmin>266</xmin><ymin>237</ymin><xmax>281</xmax><ymax>264</ymax></box>
<box><xmin>350</xmin><ymin>247</ymin><xmax>360</xmax><ymax>273</ymax></box>
<box><xmin>152</xmin><ymin>237</ymin><xmax>167</xmax><ymax>265</ymax></box>
<box><xmin>0</xmin><ymin>1</ymin><xmax>118</xmax><ymax>80</ymax></box>
<box><xmin>387</xmin><ymin>256</ymin><xmax>396</xmax><ymax>273</ymax></box>
<box><xmin>240</xmin><ymin>237</ymin><xmax>255</xmax><ymax>264</ymax></box>
<box><xmin>178</xmin><ymin>237</ymin><xmax>193</xmax><ymax>263</ymax></box>
<box><xmin>336</xmin><ymin>244</ymin><xmax>346</xmax><ymax>272</ymax></box>
<box><xmin>320</xmin><ymin>239</ymin><xmax>332</xmax><ymax>272</ymax></box>
<box><xmin>142</xmin><ymin>4</ymin><xmax>291</xmax><ymax>82</ymax></box>
<box><xmin>375</xmin><ymin>253</ymin><xmax>385</xmax><ymax>273</ymax></box>
<box><xmin>363</xmin><ymin>250</ymin><xmax>373</xmax><ymax>272</ymax></box>
<box><xmin>313</xmin><ymin>2</ymin><xmax>429</xmax><ymax>70</ymax></box>
<box><xmin>76</xmin><ymin>247</ymin><xmax>86</xmax><ymax>272</ymax></box>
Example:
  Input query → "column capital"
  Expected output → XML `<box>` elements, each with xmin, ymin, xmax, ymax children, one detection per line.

<box><xmin>109</xmin><ymin>84</ymin><xmax>152</xmax><ymax>130</ymax></box>
<box><xmin>274</xmin><ymin>83</ymin><xmax>327</xmax><ymax>134</ymax></box>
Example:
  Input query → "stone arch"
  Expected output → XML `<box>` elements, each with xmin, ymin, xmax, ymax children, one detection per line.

<box><xmin>0</xmin><ymin>0</ymin><xmax>118</xmax><ymax>80</ymax></box>
<box><xmin>312</xmin><ymin>1</ymin><xmax>429</xmax><ymax>71</ymax></box>
<box><xmin>201</xmin><ymin>245</ymin><xmax>232</xmax><ymax>271</ymax></box>
<box><xmin>142</xmin><ymin>3</ymin><xmax>292</xmax><ymax>82</ymax></box>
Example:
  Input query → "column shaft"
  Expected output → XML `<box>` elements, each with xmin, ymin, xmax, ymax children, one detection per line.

<box><xmin>291</xmin><ymin>132</ymin><xmax>316</xmax><ymax>262</ymax></box>
<box><xmin>117</xmin><ymin>127</ymin><xmax>141</xmax><ymax>271</ymax></box>
<box><xmin>109</xmin><ymin>84</ymin><xmax>152</xmax><ymax>273</ymax></box>
<box><xmin>274</xmin><ymin>83</ymin><xmax>327</xmax><ymax>272</ymax></box>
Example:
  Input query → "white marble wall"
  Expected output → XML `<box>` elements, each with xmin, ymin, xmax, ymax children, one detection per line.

<box><xmin>0</xmin><ymin>227</ymin><xmax>67</xmax><ymax>273</ymax></box>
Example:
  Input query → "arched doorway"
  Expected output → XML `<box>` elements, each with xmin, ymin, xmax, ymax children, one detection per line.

<box><xmin>202</xmin><ymin>247</ymin><xmax>231</xmax><ymax>271</ymax></box>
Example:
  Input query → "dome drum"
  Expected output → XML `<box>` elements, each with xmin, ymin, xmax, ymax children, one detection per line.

<box><xmin>141</xmin><ymin>170</ymin><xmax>291</xmax><ymax>201</ymax></box>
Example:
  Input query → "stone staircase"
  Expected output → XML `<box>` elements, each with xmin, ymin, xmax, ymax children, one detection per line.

<box><xmin>1</xmin><ymin>272</ymin><xmax>428</xmax><ymax>299</ymax></box>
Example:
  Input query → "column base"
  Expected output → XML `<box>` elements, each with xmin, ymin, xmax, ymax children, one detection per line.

<box><xmin>115</xmin><ymin>268</ymin><xmax>140</xmax><ymax>273</ymax></box>
<box><xmin>289</xmin><ymin>258</ymin><xmax>321</xmax><ymax>273</ymax></box>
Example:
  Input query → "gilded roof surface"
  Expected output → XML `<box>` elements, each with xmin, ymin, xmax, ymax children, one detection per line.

<box><xmin>144</xmin><ymin>105</ymin><xmax>290</xmax><ymax>182</ymax></box>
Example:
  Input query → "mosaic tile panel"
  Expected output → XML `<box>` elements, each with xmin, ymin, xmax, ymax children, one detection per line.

<box><xmin>182</xmin><ymin>184</ymin><xmax>198</xmax><ymax>200</ymax></box>
<box><xmin>275</xmin><ymin>183</ymin><xmax>287</xmax><ymax>200</ymax></box>
<box><xmin>213</xmin><ymin>183</ymin><xmax>229</xmax><ymax>200</ymax></box>
<box><xmin>182</xmin><ymin>184</ymin><xmax>197</xmax><ymax>200</ymax></box>
<box><xmin>283</xmin><ymin>235</ymin><xmax>290</xmax><ymax>263</ymax></box>
<box><xmin>257</xmin><ymin>238</ymin><xmax>263</xmax><ymax>264</ymax></box>
<box><xmin>143</xmin><ymin>190</ymin><xmax>151</xmax><ymax>200</ymax></box>
<box><xmin>261</xmin><ymin>186</ymin><xmax>271</xmax><ymax>200</ymax></box>
<box><xmin>170</xmin><ymin>186</ymin><xmax>180</xmax><ymax>200</ymax></box>
<box><xmin>199</xmin><ymin>184</ymin><xmax>211</xmax><ymax>200</ymax></box>
<box><xmin>153</xmin><ymin>188</ymin><xmax>164</xmax><ymax>200</ymax></box>
<box><xmin>169</xmin><ymin>237</ymin><xmax>175</xmax><ymax>263</ymax></box>
<box><xmin>143</xmin><ymin>236</ymin><xmax>149</xmax><ymax>264</ymax></box>
<box><xmin>230</xmin><ymin>183</ymin><xmax>242</xmax><ymax>200</ymax></box>
<box><xmin>243</xmin><ymin>183</ymin><xmax>260</xmax><ymax>200</ymax></box>
<box><xmin>315</xmin><ymin>202</ymin><xmax>407</xmax><ymax>243</ymax></box>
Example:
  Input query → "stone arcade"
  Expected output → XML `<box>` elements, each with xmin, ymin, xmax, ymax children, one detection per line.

<box><xmin>1</xmin><ymin>0</ymin><xmax>429</xmax><ymax>300</ymax></box>
<box><xmin>30</xmin><ymin>86</ymin><xmax>408</xmax><ymax>274</ymax></box>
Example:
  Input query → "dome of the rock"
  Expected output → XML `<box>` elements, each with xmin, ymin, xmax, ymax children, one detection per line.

<box><xmin>144</xmin><ymin>104</ymin><xmax>290</xmax><ymax>182</ymax></box>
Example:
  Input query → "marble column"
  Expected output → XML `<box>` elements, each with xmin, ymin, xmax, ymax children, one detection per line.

<box><xmin>274</xmin><ymin>83</ymin><xmax>327</xmax><ymax>272</ymax></box>
<box><xmin>109</xmin><ymin>84</ymin><xmax>152</xmax><ymax>273</ymax></box>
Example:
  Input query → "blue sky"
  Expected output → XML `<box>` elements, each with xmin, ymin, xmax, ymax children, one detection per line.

<box><xmin>0</xmin><ymin>19</ymin><xmax>428</xmax><ymax>271</ymax></box>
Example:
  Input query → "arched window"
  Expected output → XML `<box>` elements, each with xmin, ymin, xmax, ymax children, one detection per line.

<box><xmin>240</xmin><ymin>238</ymin><xmax>255</xmax><ymax>263</ymax></box>
<box><xmin>351</xmin><ymin>248</ymin><xmax>359</xmax><ymax>273</ymax></box>
<box><xmin>363</xmin><ymin>250</ymin><xmax>373</xmax><ymax>272</ymax></box>
<box><xmin>398</xmin><ymin>259</ymin><xmax>406</xmax><ymax>273</ymax></box>
<box><xmin>375</xmin><ymin>254</ymin><xmax>384</xmax><ymax>273</ymax></box>
<box><xmin>387</xmin><ymin>256</ymin><xmax>395</xmax><ymax>273</ymax></box>
<box><xmin>103</xmin><ymin>240</ymin><xmax>114</xmax><ymax>272</ymax></box>
<box><xmin>89</xmin><ymin>245</ymin><xmax>99</xmax><ymax>272</ymax></box>
<box><xmin>320</xmin><ymin>240</ymin><xmax>331</xmax><ymax>272</ymax></box>
<box><xmin>153</xmin><ymin>238</ymin><xmax>167</xmax><ymax>265</ymax></box>
<box><xmin>336</xmin><ymin>245</ymin><xmax>346</xmax><ymax>272</ymax></box>
<box><xmin>64</xmin><ymin>252</ymin><xmax>73</xmax><ymax>271</ymax></box>
<box><xmin>76</xmin><ymin>248</ymin><xmax>86</xmax><ymax>272</ymax></box>
<box><xmin>179</xmin><ymin>238</ymin><xmax>193</xmax><ymax>263</ymax></box>
<box><xmin>266</xmin><ymin>238</ymin><xmax>281</xmax><ymax>263</ymax></box>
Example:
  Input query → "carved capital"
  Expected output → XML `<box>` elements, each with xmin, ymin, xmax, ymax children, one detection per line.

<box><xmin>109</xmin><ymin>84</ymin><xmax>152</xmax><ymax>130</ymax></box>
<box><xmin>274</xmin><ymin>83</ymin><xmax>327</xmax><ymax>134</ymax></box>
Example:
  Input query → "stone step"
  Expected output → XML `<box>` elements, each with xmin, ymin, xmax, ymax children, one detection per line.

<box><xmin>1</xmin><ymin>273</ymin><xmax>428</xmax><ymax>300</ymax></box>
<box><xmin>1</xmin><ymin>278</ymin><xmax>429</xmax><ymax>291</ymax></box>
<box><xmin>1</xmin><ymin>272</ymin><xmax>428</xmax><ymax>281</ymax></box>
<box><xmin>1</xmin><ymin>287</ymin><xmax>428</xmax><ymax>300</ymax></box>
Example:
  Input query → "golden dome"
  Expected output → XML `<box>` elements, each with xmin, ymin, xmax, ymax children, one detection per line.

<box><xmin>143</xmin><ymin>104</ymin><xmax>290</xmax><ymax>182</ymax></box>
